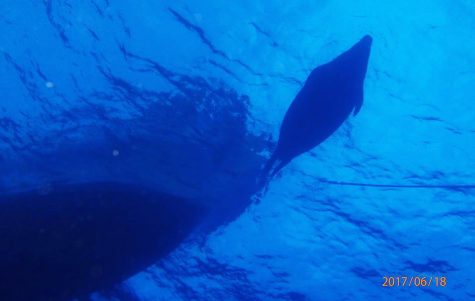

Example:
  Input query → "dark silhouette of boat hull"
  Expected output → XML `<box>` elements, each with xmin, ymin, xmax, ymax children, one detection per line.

<box><xmin>0</xmin><ymin>182</ymin><xmax>204</xmax><ymax>301</ymax></box>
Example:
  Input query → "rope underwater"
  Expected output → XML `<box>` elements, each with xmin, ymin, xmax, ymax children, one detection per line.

<box><xmin>317</xmin><ymin>178</ymin><xmax>475</xmax><ymax>189</ymax></box>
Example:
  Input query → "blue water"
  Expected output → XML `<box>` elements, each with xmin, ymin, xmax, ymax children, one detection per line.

<box><xmin>1</xmin><ymin>1</ymin><xmax>475</xmax><ymax>300</ymax></box>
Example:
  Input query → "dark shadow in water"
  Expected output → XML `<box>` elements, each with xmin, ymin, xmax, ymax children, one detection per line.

<box><xmin>0</xmin><ymin>55</ymin><xmax>270</xmax><ymax>300</ymax></box>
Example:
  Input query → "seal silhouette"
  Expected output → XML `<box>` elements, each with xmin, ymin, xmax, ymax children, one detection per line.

<box><xmin>261</xmin><ymin>35</ymin><xmax>373</xmax><ymax>181</ymax></box>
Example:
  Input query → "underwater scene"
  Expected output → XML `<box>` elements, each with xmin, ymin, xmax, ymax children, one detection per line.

<box><xmin>0</xmin><ymin>1</ymin><xmax>474</xmax><ymax>300</ymax></box>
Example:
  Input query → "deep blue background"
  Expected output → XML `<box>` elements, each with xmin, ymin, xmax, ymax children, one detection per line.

<box><xmin>1</xmin><ymin>1</ymin><xmax>474</xmax><ymax>300</ymax></box>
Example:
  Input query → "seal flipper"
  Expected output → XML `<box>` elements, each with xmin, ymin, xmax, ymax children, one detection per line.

<box><xmin>353</xmin><ymin>86</ymin><xmax>364</xmax><ymax>116</ymax></box>
<box><xmin>259</xmin><ymin>152</ymin><xmax>277</xmax><ymax>182</ymax></box>
<box><xmin>258</xmin><ymin>152</ymin><xmax>289</xmax><ymax>188</ymax></box>
<box><xmin>269</xmin><ymin>158</ymin><xmax>289</xmax><ymax>178</ymax></box>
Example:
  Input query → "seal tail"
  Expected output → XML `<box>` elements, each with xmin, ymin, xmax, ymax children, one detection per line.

<box><xmin>269</xmin><ymin>159</ymin><xmax>288</xmax><ymax>178</ymax></box>
<box><xmin>257</xmin><ymin>152</ymin><xmax>289</xmax><ymax>189</ymax></box>
<box><xmin>260</xmin><ymin>153</ymin><xmax>276</xmax><ymax>179</ymax></box>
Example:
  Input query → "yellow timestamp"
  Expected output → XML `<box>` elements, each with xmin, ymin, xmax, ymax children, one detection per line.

<box><xmin>382</xmin><ymin>276</ymin><xmax>447</xmax><ymax>287</ymax></box>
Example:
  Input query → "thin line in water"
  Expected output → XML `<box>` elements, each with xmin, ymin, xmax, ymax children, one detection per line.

<box><xmin>318</xmin><ymin>179</ymin><xmax>475</xmax><ymax>189</ymax></box>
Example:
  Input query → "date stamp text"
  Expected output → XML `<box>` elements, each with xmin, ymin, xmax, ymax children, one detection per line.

<box><xmin>382</xmin><ymin>276</ymin><xmax>447</xmax><ymax>287</ymax></box>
